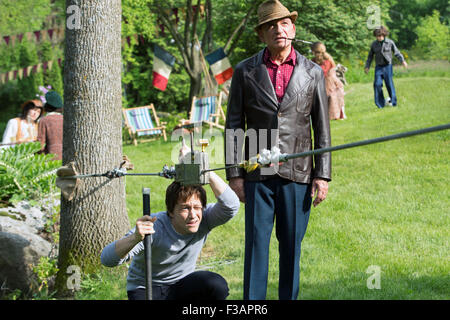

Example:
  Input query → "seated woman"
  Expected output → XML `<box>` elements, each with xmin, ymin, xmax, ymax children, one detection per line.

<box><xmin>1</xmin><ymin>99</ymin><xmax>43</xmax><ymax>147</ymax></box>
<box><xmin>311</xmin><ymin>42</ymin><xmax>346</xmax><ymax>120</ymax></box>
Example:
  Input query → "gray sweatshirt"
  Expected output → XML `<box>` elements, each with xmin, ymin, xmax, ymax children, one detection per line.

<box><xmin>101</xmin><ymin>186</ymin><xmax>240</xmax><ymax>291</ymax></box>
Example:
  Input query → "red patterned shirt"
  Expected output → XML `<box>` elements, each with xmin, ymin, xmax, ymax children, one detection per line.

<box><xmin>263</xmin><ymin>47</ymin><xmax>297</xmax><ymax>103</ymax></box>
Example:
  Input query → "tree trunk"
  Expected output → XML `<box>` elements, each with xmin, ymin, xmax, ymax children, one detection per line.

<box><xmin>56</xmin><ymin>0</ymin><xmax>129</xmax><ymax>296</ymax></box>
<box><xmin>188</xmin><ymin>72</ymin><xmax>202</xmax><ymax>109</ymax></box>
<box><xmin>187</xmin><ymin>46</ymin><xmax>203</xmax><ymax>114</ymax></box>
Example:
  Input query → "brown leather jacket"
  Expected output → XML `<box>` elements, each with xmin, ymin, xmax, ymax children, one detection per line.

<box><xmin>225</xmin><ymin>48</ymin><xmax>332</xmax><ymax>184</ymax></box>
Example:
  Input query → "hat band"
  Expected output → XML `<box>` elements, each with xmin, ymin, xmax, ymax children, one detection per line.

<box><xmin>257</xmin><ymin>11</ymin><xmax>296</xmax><ymax>28</ymax></box>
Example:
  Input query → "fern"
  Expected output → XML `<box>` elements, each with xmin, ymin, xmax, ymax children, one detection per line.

<box><xmin>0</xmin><ymin>142</ymin><xmax>61</xmax><ymax>204</ymax></box>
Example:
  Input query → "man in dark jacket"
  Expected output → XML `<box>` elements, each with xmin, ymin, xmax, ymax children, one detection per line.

<box><xmin>364</xmin><ymin>26</ymin><xmax>408</xmax><ymax>108</ymax></box>
<box><xmin>225</xmin><ymin>0</ymin><xmax>331</xmax><ymax>300</ymax></box>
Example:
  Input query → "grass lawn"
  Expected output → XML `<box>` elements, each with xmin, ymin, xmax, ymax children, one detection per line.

<box><xmin>76</xmin><ymin>72</ymin><xmax>449</xmax><ymax>300</ymax></box>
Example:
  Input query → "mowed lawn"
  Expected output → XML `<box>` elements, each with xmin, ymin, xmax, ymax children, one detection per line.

<box><xmin>76</xmin><ymin>74</ymin><xmax>449</xmax><ymax>300</ymax></box>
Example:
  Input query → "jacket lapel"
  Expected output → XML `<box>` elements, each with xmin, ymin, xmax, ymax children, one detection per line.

<box><xmin>246</xmin><ymin>50</ymin><xmax>279</xmax><ymax>110</ymax></box>
<box><xmin>280</xmin><ymin>52</ymin><xmax>314</xmax><ymax>111</ymax></box>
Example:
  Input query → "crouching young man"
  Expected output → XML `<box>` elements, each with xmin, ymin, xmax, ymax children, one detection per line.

<box><xmin>101</xmin><ymin>171</ymin><xmax>240</xmax><ymax>300</ymax></box>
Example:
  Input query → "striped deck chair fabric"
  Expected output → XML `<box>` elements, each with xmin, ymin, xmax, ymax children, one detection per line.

<box><xmin>191</xmin><ymin>95</ymin><xmax>217</xmax><ymax>123</ymax></box>
<box><xmin>125</xmin><ymin>108</ymin><xmax>162</xmax><ymax>136</ymax></box>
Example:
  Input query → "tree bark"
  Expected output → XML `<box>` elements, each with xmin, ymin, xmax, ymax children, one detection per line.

<box><xmin>56</xmin><ymin>0</ymin><xmax>129</xmax><ymax>295</ymax></box>
<box><xmin>189</xmin><ymin>71</ymin><xmax>203</xmax><ymax>103</ymax></box>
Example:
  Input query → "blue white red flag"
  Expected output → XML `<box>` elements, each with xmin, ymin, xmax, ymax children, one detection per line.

<box><xmin>152</xmin><ymin>44</ymin><xmax>175</xmax><ymax>91</ymax></box>
<box><xmin>205</xmin><ymin>48</ymin><xmax>233</xmax><ymax>85</ymax></box>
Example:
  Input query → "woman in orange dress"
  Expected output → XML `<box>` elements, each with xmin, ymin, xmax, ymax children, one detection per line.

<box><xmin>311</xmin><ymin>42</ymin><xmax>346</xmax><ymax>120</ymax></box>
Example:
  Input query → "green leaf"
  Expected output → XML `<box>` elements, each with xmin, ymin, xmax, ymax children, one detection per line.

<box><xmin>0</xmin><ymin>142</ymin><xmax>60</xmax><ymax>204</ymax></box>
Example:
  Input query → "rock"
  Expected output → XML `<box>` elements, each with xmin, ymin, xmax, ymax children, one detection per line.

<box><xmin>0</xmin><ymin>198</ymin><xmax>58</xmax><ymax>297</ymax></box>
<box><xmin>0</xmin><ymin>201</ymin><xmax>46</xmax><ymax>232</ymax></box>
<box><xmin>0</xmin><ymin>227</ymin><xmax>52</xmax><ymax>295</ymax></box>
<box><xmin>0</xmin><ymin>215</ymin><xmax>38</xmax><ymax>235</ymax></box>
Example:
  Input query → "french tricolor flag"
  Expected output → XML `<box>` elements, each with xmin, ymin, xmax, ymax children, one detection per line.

<box><xmin>205</xmin><ymin>48</ymin><xmax>233</xmax><ymax>85</ymax></box>
<box><xmin>152</xmin><ymin>44</ymin><xmax>175</xmax><ymax>91</ymax></box>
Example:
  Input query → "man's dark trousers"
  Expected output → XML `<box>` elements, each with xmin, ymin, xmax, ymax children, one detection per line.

<box><xmin>374</xmin><ymin>64</ymin><xmax>397</xmax><ymax>108</ymax></box>
<box><xmin>244</xmin><ymin>176</ymin><xmax>312</xmax><ymax>300</ymax></box>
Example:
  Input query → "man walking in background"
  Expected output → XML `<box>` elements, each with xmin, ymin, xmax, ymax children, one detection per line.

<box><xmin>365</xmin><ymin>25</ymin><xmax>408</xmax><ymax>109</ymax></box>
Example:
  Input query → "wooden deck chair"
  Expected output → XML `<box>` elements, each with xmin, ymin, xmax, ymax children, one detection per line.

<box><xmin>123</xmin><ymin>104</ymin><xmax>167</xmax><ymax>145</ymax></box>
<box><xmin>182</xmin><ymin>92</ymin><xmax>225</xmax><ymax>130</ymax></box>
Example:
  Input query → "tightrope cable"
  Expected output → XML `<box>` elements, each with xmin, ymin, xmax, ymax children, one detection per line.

<box><xmin>281</xmin><ymin>123</ymin><xmax>450</xmax><ymax>162</ymax></box>
<box><xmin>59</xmin><ymin>123</ymin><xmax>449</xmax><ymax>180</ymax></box>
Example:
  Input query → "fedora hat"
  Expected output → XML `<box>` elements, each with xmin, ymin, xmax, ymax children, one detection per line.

<box><xmin>255</xmin><ymin>0</ymin><xmax>298</xmax><ymax>30</ymax></box>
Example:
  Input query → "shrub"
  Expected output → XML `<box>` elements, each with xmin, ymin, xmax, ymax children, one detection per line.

<box><xmin>32</xmin><ymin>256</ymin><xmax>59</xmax><ymax>299</ymax></box>
<box><xmin>412</xmin><ymin>10</ymin><xmax>450</xmax><ymax>61</ymax></box>
<box><xmin>0</xmin><ymin>142</ymin><xmax>61</xmax><ymax>206</ymax></box>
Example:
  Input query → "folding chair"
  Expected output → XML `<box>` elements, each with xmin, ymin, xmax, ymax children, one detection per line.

<box><xmin>123</xmin><ymin>104</ymin><xmax>167</xmax><ymax>145</ymax></box>
<box><xmin>181</xmin><ymin>92</ymin><xmax>225</xmax><ymax>130</ymax></box>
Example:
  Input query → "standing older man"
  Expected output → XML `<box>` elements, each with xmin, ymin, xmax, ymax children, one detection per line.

<box><xmin>225</xmin><ymin>0</ymin><xmax>331</xmax><ymax>300</ymax></box>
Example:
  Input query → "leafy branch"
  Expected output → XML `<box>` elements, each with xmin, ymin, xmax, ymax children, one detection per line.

<box><xmin>0</xmin><ymin>142</ymin><xmax>61</xmax><ymax>205</ymax></box>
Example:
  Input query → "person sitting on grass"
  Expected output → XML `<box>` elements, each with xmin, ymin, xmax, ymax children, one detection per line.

<box><xmin>101</xmin><ymin>170</ymin><xmax>240</xmax><ymax>300</ymax></box>
<box><xmin>1</xmin><ymin>99</ymin><xmax>43</xmax><ymax>147</ymax></box>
